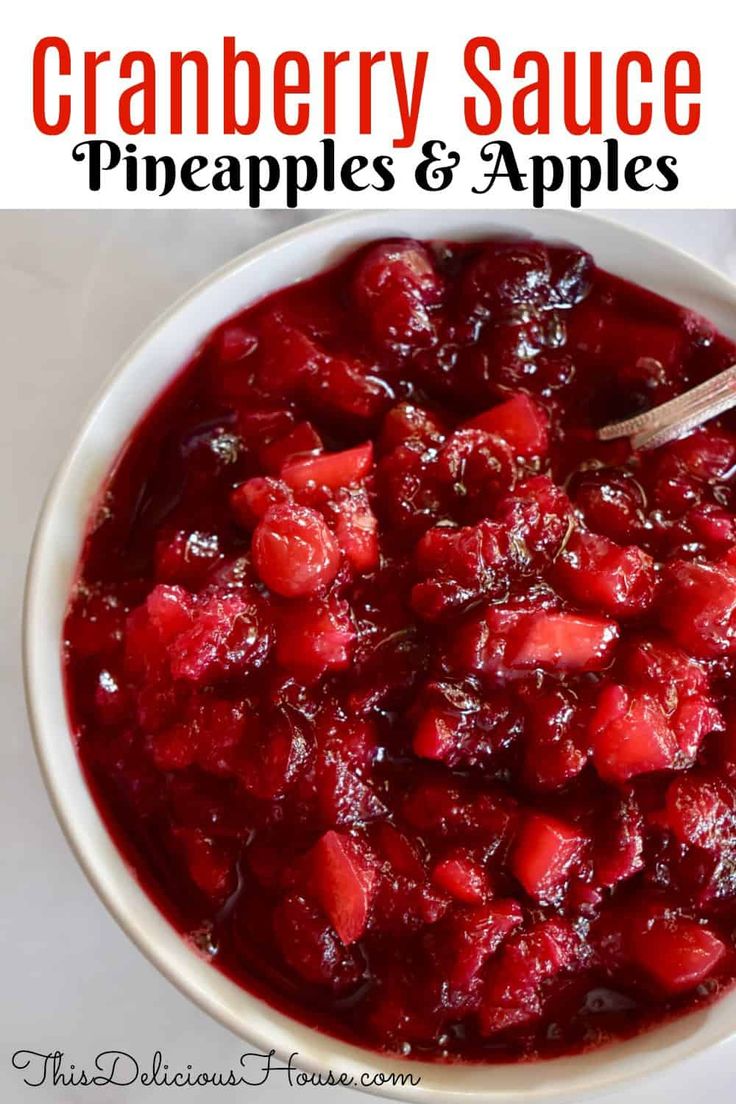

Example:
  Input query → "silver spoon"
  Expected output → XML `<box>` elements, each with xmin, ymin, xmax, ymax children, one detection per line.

<box><xmin>598</xmin><ymin>364</ymin><xmax>736</xmax><ymax>450</ymax></box>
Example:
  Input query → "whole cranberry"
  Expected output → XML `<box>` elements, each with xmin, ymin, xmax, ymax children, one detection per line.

<box><xmin>460</xmin><ymin>240</ymin><xmax>552</xmax><ymax>320</ymax></box>
<box><xmin>379</xmin><ymin>402</ymin><xmax>446</xmax><ymax>453</ymax></box>
<box><xmin>438</xmin><ymin>428</ymin><xmax>517</xmax><ymax>519</ymax></box>
<box><xmin>376</xmin><ymin>441</ymin><xmax>448</xmax><ymax>537</ymax></box>
<box><xmin>252</xmin><ymin>504</ymin><xmax>341</xmax><ymax>597</ymax></box>
<box><xmin>547</xmin><ymin>245</ymin><xmax>594</xmax><ymax>307</ymax></box>
<box><xmin>569</xmin><ymin>468</ymin><xmax>647</xmax><ymax>543</ymax></box>
<box><xmin>353</xmin><ymin>239</ymin><xmax>443</xmax><ymax>350</ymax></box>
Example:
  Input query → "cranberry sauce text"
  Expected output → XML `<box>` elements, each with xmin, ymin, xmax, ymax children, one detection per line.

<box><xmin>64</xmin><ymin>237</ymin><xmax>736</xmax><ymax>1061</ymax></box>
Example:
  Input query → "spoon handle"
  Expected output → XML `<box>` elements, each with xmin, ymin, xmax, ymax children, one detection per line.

<box><xmin>597</xmin><ymin>364</ymin><xmax>736</xmax><ymax>450</ymax></box>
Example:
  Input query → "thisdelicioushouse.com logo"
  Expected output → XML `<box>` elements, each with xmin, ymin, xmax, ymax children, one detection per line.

<box><xmin>11</xmin><ymin>1049</ymin><xmax>421</xmax><ymax>1091</ymax></box>
<box><xmin>30</xmin><ymin>36</ymin><xmax>701</xmax><ymax>206</ymax></box>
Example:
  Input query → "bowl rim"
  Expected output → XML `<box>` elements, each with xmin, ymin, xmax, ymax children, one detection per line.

<box><xmin>22</xmin><ymin>208</ymin><xmax>736</xmax><ymax>1103</ymax></box>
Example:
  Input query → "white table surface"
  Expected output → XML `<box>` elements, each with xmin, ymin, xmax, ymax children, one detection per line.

<box><xmin>3</xmin><ymin>210</ymin><xmax>736</xmax><ymax>1102</ymax></box>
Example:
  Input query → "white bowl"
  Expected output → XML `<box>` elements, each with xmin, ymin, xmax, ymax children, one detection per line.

<box><xmin>24</xmin><ymin>210</ymin><xmax>736</xmax><ymax>1102</ymax></box>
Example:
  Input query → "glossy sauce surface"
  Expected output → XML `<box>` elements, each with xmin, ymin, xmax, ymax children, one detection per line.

<box><xmin>64</xmin><ymin>237</ymin><xmax>736</xmax><ymax>1061</ymax></box>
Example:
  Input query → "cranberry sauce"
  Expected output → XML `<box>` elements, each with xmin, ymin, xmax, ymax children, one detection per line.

<box><xmin>64</xmin><ymin>237</ymin><xmax>736</xmax><ymax>1062</ymax></box>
